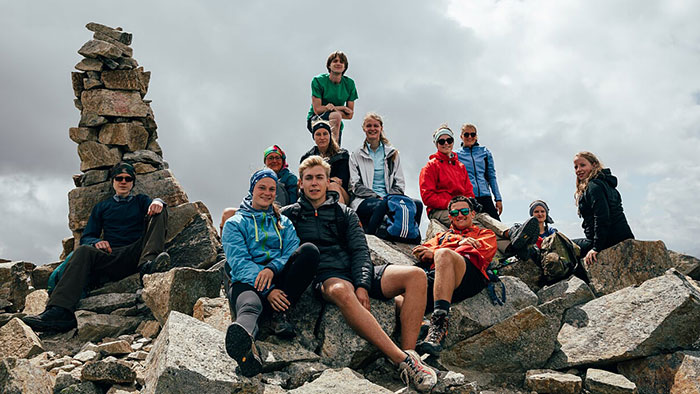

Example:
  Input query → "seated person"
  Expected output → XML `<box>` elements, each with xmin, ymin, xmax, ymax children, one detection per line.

<box><xmin>411</xmin><ymin>196</ymin><xmax>497</xmax><ymax>356</ymax></box>
<box><xmin>23</xmin><ymin>162</ymin><xmax>169</xmax><ymax>332</ymax></box>
<box><xmin>306</xmin><ymin>50</ymin><xmax>358</xmax><ymax>145</ymax></box>
<box><xmin>300</xmin><ymin>120</ymin><xmax>350</xmax><ymax>204</ymax></box>
<box><xmin>349</xmin><ymin>112</ymin><xmax>423</xmax><ymax>235</ymax></box>
<box><xmin>219</xmin><ymin>144</ymin><xmax>299</xmax><ymax>234</ymax></box>
<box><xmin>282</xmin><ymin>156</ymin><xmax>437</xmax><ymax>393</ymax></box>
<box><xmin>418</xmin><ymin>124</ymin><xmax>475</xmax><ymax>228</ymax></box>
<box><xmin>530</xmin><ymin>200</ymin><xmax>557</xmax><ymax>246</ymax></box>
<box><xmin>222</xmin><ymin>169</ymin><xmax>319</xmax><ymax>377</ymax></box>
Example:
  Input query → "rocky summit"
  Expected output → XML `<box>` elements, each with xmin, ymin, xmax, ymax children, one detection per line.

<box><xmin>2</xmin><ymin>22</ymin><xmax>700</xmax><ymax>394</ymax></box>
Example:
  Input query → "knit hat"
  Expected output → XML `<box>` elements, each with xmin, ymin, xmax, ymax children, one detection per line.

<box><xmin>529</xmin><ymin>200</ymin><xmax>554</xmax><ymax>224</ymax></box>
<box><xmin>311</xmin><ymin>119</ymin><xmax>332</xmax><ymax>134</ymax></box>
<box><xmin>110</xmin><ymin>162</ymin><xmax>136</xmax><ymax>181</ymax></box>
<box><xmin>249</xmin><ymin>168</ymin><xmax>278</xmax><ymax>194</ymax></box>
<box><xmin>432</xmin><ymin>128</ymin><xmax>454</xmax><ymax>144</ymax></box>
<box><xmin>263</xmin><ymin>145</ymin><xmax>288</xmax><ymax>170</ymax></box>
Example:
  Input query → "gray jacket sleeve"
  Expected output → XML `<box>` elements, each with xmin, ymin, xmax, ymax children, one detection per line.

<box><xmin>349</xmin><ymin>150</ymin><xmax>380</xmax><ymax>199</ymax></box>
<box><xmin>388</xmin><ymin>152</ymin><xmax>405</xmax><ymax>195</ymax></box>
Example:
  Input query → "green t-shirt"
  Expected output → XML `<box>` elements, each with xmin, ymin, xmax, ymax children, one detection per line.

<box><xmin>306</xmin><ymin>73</ymin><xmax>359</xmax><ymax>120</ymax></box>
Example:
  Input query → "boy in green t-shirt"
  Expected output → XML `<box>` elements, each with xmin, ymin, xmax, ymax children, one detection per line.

<box><xmin>306</xmin><ymin>51</ymin><xmax>358</xmax><ymax>146</ymax></box>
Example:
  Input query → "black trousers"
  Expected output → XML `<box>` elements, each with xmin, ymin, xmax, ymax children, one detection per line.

<box><xmin>356</xmin><ymin>197</ymin><xmax>423</xmax><ymax>235</ymax></box>
<box><xmin>226</xmin><ymin>242</ymin><xmax>320</xmax><ymax>337</ymax></box>
<box><xmin>48</xmin><ymin>210</ymin><xmax>168</xmax><ymax>311</ymax></box>
<box><xmin>476</xmin><ymin>196</ymin><xmax>500</xmax><ymax>221</ymax></box>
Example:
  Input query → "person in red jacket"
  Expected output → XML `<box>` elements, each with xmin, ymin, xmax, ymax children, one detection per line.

<box><xmin>411</xmin><ymin>196</ymin><xmax>497</xmax><ymax>356</ymax></box>
<box><xmin>419</xmin><ymin>124</ymin><xmax>475</xmax><ymax>228</ymax></box>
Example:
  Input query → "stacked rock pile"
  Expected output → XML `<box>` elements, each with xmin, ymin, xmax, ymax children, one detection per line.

<box><xmin>66</xmin><ymin>22</ymin><xmax>221</xmax><ymax>269</ymax></box>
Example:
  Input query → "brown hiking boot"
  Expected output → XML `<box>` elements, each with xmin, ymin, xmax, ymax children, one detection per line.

<box><xmin>415</xmin><ymin>309</ymin><xmax>448</xmax><ymax>357</ymax></box>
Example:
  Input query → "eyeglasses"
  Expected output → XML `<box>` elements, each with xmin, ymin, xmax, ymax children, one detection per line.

<box><xmin>266</xmin><ymin>156</ymin><xmax>283</xmax><ymax>161</ymax></box>
<box><xmin>463</xmin><ymin>132</ymin><xmax>477</xmax><ymax>138</ymax></box>
<box><xmin>114</xmin><ymin>176</ymin><xmax>133</xmax><ymax>183</ymax></box>
<box><xmin>437</xmin><ymin>137</ymin><xmax>454</xmax><ymax>145</ymax></box>
<box><xmin>449</xmin><ymin>208</ymin><xmax>471</xmax><ymax>217</ymax></box>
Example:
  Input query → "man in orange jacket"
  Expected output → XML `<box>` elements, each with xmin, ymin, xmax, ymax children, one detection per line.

<box><xmin>411</xmin><ymin>195</ymin><xmax>497</xmax><ymax>356</ymax></box>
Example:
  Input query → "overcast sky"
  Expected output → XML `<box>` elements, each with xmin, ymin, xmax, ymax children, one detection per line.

<box><xmin>1</xmin><ymin>0</ymin><xmax>699</xmax><ymax>264</ymax></box>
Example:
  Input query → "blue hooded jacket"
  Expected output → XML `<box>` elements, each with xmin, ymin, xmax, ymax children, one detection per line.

<box><xmin>222</xmin><ymin>196</ymin><xmax>300</xmax><ymax>294</ymax></box>
<box><xmin>455</xmin><ymin>143</ymin><xmax>502</xmax><ymax>201</ymax></box>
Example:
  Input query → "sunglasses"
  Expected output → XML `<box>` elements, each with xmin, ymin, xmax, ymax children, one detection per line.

<box><xmin>463</xmin><ymin>132</ymin><xmax>477</xmax><ymax>138</ymax></box>
<box><xmin>114</xmin><ymin>176</ymin><xmax>134</xmax><ymax>183</ymax></box>
<box><xmin>449</xmin><ymin>208</ymin><xmax>471</xmax><ymax>217</ymax></box>
<box><xmin>437</xmin><ymin>137</ymin><xmax>454</xmax><ymax>145</ymax></box>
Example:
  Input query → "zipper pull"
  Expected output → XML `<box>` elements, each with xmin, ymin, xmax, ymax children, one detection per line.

<box><xmin>315</xmin><ymin>209</ymin><xmax>318</xmax><ymax>217</ymax></box>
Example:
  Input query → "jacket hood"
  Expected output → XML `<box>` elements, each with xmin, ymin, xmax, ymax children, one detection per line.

<box><xmin>237</xmin><ymin>195</ymin><xmax>282</xmax><ymax>248</ymax></box>
<box><xmin>594</xmin><ymin>168</ymin><xmax>618</xmax><ymax>188</ymax></box>
<box><xmin>238</xmin><ymin>195</ymin><xmax>275</xmax><ymax>217</ymax></box>
<box><xmin>429</xmin><ymin>151</ymin><xmax>458</xmax><ymax>163</ymax></box>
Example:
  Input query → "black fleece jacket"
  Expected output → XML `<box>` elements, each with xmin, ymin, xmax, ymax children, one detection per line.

<box><xmin>578</xmin><ymin>169</ymin><xmax>634</xmax><ymax>251</ymax></box>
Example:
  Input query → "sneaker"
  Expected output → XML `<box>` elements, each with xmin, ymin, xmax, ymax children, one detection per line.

<box><xmin>509</xmin><ymin>217</ymin><xmax>539</xmax><ymax>251</ymax></box>
<box><xmin>271</xmin><ymin>312</ymin><xmax>296</xmax><ymax>339</ymax></box>
<box><xmin>398</xmin><ymin>349</ymin><xmax>438</xmax><ymax>392</ymax></box>
<box><xmin>139</xmin><ymin>252</ymin><xmax>171</xmax><ymax>275</ymax></box>
<box><xmin>21</xmin><ymin>306</ymin><xmax>77</xmax><ymax>332</ymax></box>
<box><xmin>416</xmin><ymin>309</ymin><xmax>448</xmax><ymax>357</ymax></box>
<box><xmin>225</xmin><ymin>322</ymin><xmax>262</xmax><ymax>377</ymax></box>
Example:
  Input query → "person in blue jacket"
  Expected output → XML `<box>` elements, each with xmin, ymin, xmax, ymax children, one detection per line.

<box><xmin>455</xmin><ymin>124</ymin><xmax>503</xmax><ymax>220</ymax></box>
<box><xmin>221</xmin><ymin>168</ymin><xmax>319</xmax><ymax>378</ymax></box>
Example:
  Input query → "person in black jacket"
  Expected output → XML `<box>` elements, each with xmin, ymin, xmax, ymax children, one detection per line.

<box><xmin>23</xmin><ymin>162</ymin><xmax>170</xmax><ymax>332</ymax></box>
<box><xmin>300</xmin><ymin>119</ymin><xmax>351</xmax><ymax>204</ymax></box>
<box><xmin>281</xmin><ymin>155</ymin><xmax>437</xmax><ymax>393</ymax></box>
<box><xmin>573</xmin><ymin>151</ymin><xmax>634</xmax><ymax>265</ymax></box>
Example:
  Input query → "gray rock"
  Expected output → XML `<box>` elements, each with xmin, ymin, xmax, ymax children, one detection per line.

<box><xmin>288</xmin><ymin>367</ymin><xmax>392</xmax><ymax>393</ymax></box>
<box><xmin>548</xmin><ymin>269</ymin><xmax>700</xmax><ymax>369</ymax></box>
<box><xmin>80</xmin><ymin>169</ymin><xmax>109</xmax><ymax>187</ymax></box>
<box><xmin>284</xmin><ymin>362</ymin><xmax>328</xmax><ymax>389</ymax></box>
<box><xmin>425</xmin><ymin>219</ymin><xmax>447</xmax><ymax>240</ymax></box>
<box><xmin>141</xmin><ymin>267</ymin><xmax>222</xmax><ymax>324</ymax></box>
<box><xmin>122</xmin><ymin>149</ymin><xmax>164</xmax><ymax>166</ymax></box>
<box><xmin>493</xmin><ymin>258</ymin><xmax>543</xmax><ymax>293</ymax></box>
<box><xmin>99</xmin><ymin>123</ymin><xmax>148</xmax><ymax>152</ymax></box>
<box><xmin>77</xmin><ymin>141</ymin><xmax>122</xmax><ymax>172</ymax></box>
<box><xmin>77</xmin><ymin>293</ymin><xmax>139</xmax><ymax>314</ymax></box>
<box><xmin>76</xmin><ymin>313</ymin><xmax>142</xmax><ymax>343</ymax></box>
<box><xmin>583</xmin><ymin>239</ymin><xmax>673</xmax><ymax>296</ymax></box>
<box><xmin>54</xmin><ymin>370</ymin><xmax>82</xmax><ymax>393</ymax></box>
<box><xmin>30</xmin><ymin>262</ymin><xmax>61</xmax><ymax>290</ymax></box>
<box><xmin>282</xmin><ymin>288</ymin><xmax>323</xmax><ymax>352</ymax></box>
<box><xmin>73</xmin><ymin>349</ymin><xmax>98</xmax><ymax>363</ymax></box>
<box><xmin>192</xmin><ymin>297</ymin><xmax>230</xmax><ymax>332</ymax></box>
<box><xmin>525</xmin><ymin>369</ymin><xmax>582</xmax><ymax>394</ymax></box>
<box><xmin>81</xmin><ymin>358</ymin><xmax>135</xmax><ymax>384</ymax></box>
<box><xmin>618</xmin><ymin>350</ymin><xmax>700</xmax><ymax>394</ymax></box>
<box><xmin>82</xmin><ymin>78</ymin><xmax>103</xmax><ymax>90</ymax></box>
<box><xmin>0</xmin><ymin>318</ymin><xmax>44</xmax><ymax>358</ymax></box>
<box><xmin>86</xmin><ymin>22</ymin><xmax>133</xmax><ymax>45</ymax></box>
<box><xmin>92</xmin><ymin>32</ymin><xmax>133</xmax><ymax>58</ymax></box>
<box><xmin>59</xmin><ymin>382</ymin><xmax>102</xmax><ymax>394</ymax></box>
<box><xmin>22</xmin><ymin>289</ymin><xmax>48</xmax><ymax>315</ymax></box>
<box><xmin>69</xmin><ymin>127</ymin><xmax>98</xmax><ymax>144</ymax></box>
<box><xmin>78</xmin><ymin>39</ymin><xmax>122</xmax><ymax>59</ymax></box>
<box><xmin>670</xmin><ymin>250</ymin><xmax>700</xmax><ymax>280</ymax></box>
<box><xmin>0</xmin><ymin>357</ymin><xmax>54</xmax><ymax>394</ymax></box>
<box><xmin>442</xmin><ymin>306</ymin><xmax>558</xmax><ymax>372</ymax></box>
<box><xmin>536</xmin><ymin>276</ymin><xmax>595</xmax><ymax>333</ymax></box>
<box><xmin>584</xmin><ymin>368</ymin><xmax>637</xmax><ymax>394</ymax></box>
<box><xmin>75</xmin><ymin>58</ymin><xmax>104</xmax><ymax>72</ymax></box>
<box><xmin>445</xmin><ymin>275</ymin><xmax>538</xmax><ymax>347</ymax></box>
<box><xmin>165</xmin><ymin>213</ymin><xmax>221</xmax><ymax>270</ymax></box>
<box><xmin>366</xmin><ymin>235</ymin><xmax>416</xmax><ymax>266</ymax></box>
<box><xmin>143</xmin><ymin>311</ymin><xmax>261</xmax><ymax>394</ymax></box>
<box><xmin>165</xmin><ymin>201</ymin><xmax>213</xmax><ymax>244</ymax></box>
<box><xmin>78</xmin><ymin>112</ymin><xmax>108</xmax><ymax>128</ymax></box>
<box><xmin>89</xmin><ymin>274</ymin><xmax>142</xmax><ymax>296</ymax></box>
<box><xmin>81</xmin><ymin>89</ymin><xmax>148</xmax><ymax>117</ymax></box>
<box><xmin>258</xmin><ymin>340</ymin><xmax>320</xmax><ymax>372</ymax></box>
<box><xmin>0</xmin><ymin>261</ymin><xmax>31</xmax><ymax>312</ymax></box>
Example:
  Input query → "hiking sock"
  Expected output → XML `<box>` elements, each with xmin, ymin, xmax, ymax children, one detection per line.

<box><xmin>433</xmin><ymin>300</ymin><xmax>451</xmax><ymax>314</ymax></box>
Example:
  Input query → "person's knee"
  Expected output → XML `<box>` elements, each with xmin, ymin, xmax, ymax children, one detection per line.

<box><xmin>406</xmin><ymin>267</ymin><xmax>427</xmax><ymax>291</ymax></box>
<box><xmin>235</xmin><ymin>292</ymin><xmax>262</xmax><ymax>315</ymax></box>
<box><xmin>220</xmin><ymin>207</ymin><xmax>237</xmax><ymax>231</ymax></box>
<box><xmin>71</xmin><ymin>245</ymin><xmax>98</xmax><ymax>263</ymax></box>
<box><xmin>324</xmin><ymin>282</ymin><xmax>355</xmax><ymax>306</ymax></box>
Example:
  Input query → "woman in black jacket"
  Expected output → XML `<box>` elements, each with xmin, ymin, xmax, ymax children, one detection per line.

<box><xmin>300</xmin><ymin>119</ymin><xmax>351</xmax><ymax>204</ymax></box>
<box><xmin>573</xmin><ymin>151</ymin><xmax>634</xmax><ymax>264</ymax></box>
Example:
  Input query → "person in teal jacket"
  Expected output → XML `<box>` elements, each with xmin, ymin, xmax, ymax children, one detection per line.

<box><xmin>221</xmin><ymin>168</ymin><xmax>319</xmax><ymax>377</ymax></box>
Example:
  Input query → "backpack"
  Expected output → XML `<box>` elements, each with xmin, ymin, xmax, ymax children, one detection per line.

<box><xmin>539</xmin><ymin>232</ymin><xmax>580</xmax><ymax>283</ymax></box>
<box><xmin>376</xmin><ymin>195</ymin><xmax>421</xmax><ymax>244</ymax></box>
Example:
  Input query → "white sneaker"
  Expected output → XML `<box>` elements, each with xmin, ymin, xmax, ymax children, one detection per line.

<box><xmin>398</xmin><ymin>349</ymin><xmax>438</xmax><ymax>392</ymax></box>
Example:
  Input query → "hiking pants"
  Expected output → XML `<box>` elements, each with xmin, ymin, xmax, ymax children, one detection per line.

<box><xmin>227</xmin><ymin>242</ymin><xmax>320</xmax><ymax>337</ymax></box>
<box><xmin>476</xmin><ymin>196</ymin><xmax>500</xmax><ymax>221</ymax></box>
<box><xmin>48</xmin><ymin>210</ymin><xmax>168</xmax><ymax>311</ymax></box>
<box><xmin>357</xmin><ymin>197</ymin><xmax>423</xmax><ymax>235</ymax></box>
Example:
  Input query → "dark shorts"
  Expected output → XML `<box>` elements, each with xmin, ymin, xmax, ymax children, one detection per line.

<box><xmin>426</xmin><ymin>256</ymin><xmax>487</xmax><ymax>309</ymax></box>
<box><xmin>313</xmin><ymin>264</ymin><xmax>391</xmax><ymax>301</ymax></box>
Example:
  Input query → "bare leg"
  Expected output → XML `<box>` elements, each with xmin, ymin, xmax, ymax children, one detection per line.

<box><xmin>380</xmin><ymin>266</ymin><xmax>427</xmax><ymax>350</ymax></box>
<box><xmin>220</xmin><ymin>207</ymin><xmax>237</xmax><ymax>235</ymax></box>
<box><xmin>321</xmin><ymin>278</ymin><xmax>406</xmax><ymax>364</ymax></box>
<box><xmin>328</xmin><ymin>111</ymin><xmax>342</xmax><ymax>144</ymax></box>
<box><xmin>432</xmin><ymin>249</ymin><xmax>467</xmax><ymax>303</ymax></box>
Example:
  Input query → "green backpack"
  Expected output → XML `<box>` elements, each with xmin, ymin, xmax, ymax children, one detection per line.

<box><xmin>539</xmin><ymin>232</ymin><xmax>580</xmax><ymax>283</ymax></box>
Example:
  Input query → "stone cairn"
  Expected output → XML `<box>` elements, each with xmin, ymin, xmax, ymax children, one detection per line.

<box><xmin>2</xmin><ymin>23</ymin><xmax>700</xmax><ymax>394</ymax></box>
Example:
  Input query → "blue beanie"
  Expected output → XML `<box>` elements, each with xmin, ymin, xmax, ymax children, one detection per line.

<box><xmin>249</xmin><ymin>168</ymin><xmax>278</xmax><ymax>194</ymax></box>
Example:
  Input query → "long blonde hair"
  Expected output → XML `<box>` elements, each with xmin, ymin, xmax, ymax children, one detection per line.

<box><xmin>574</xmin><ymin>151</ymin><xmax>604</xmax><ymax>203</ymax></box>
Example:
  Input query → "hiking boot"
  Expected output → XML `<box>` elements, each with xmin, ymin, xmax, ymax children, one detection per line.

<box><xmin>271</xmin><ymin>312</ymin><xmax>296</xmax><ymax>339</ymax></box>
<box><xmin>225</xmin><ymin>322</ymin><xmax>262</xmax><ymax>377</ymax></box>
<box><xmin>417</xmin><ymin>317</ymin><xmax>430</xmax><ymax>342</ymax></box>
<box><xmin>21</xmin><ymin>306</ymin><xmax>77</xmax><ymax>332</ymax></box>
<box><xmin>509</xmin><ymin>216</ymin><xmax>539</xmax><ymax>251</ymax></box>
<box><xmin>139</xmin><ymin>252</ymin><xmax>171</xmax><ymax>275</ymax></box>
<box><xmin>398</xmin><ymin>349</ymin><xmax>438</xmax><ymax>392</ymax></box>
<box><xmin>415</xmin><ymin>309</ymin><xmax>448</xmax><ymax>357</ymax></box>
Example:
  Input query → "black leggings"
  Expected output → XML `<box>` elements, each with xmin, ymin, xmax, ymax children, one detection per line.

<box><xmin>227</xmin><ymin>242</ymin><xmax>320</xmax><ymax>337</ymax></box>
<box><xmin>356</xmin><ymin>197</ymin><xmax>423</xmax><ymax>235</ymax></box>
<box><xmin>476</xmin><ymin>196</ymin><xmax>500</xmax><ymax>221</ymax></box>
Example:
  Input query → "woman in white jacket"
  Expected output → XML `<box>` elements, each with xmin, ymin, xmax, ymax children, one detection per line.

<box><xmin>349</xmin><ymin>113</ymin><xmax>423</xmax><ymax>235</ymax></box>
